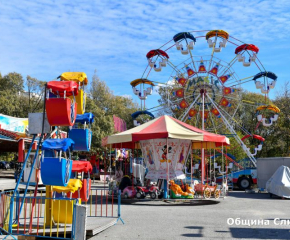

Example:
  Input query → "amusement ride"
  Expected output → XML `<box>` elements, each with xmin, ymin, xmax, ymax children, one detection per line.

<box><xmin>130</xmin><ymin>30</ymin><xmax>280</xmax><ymax>195</ymax></box>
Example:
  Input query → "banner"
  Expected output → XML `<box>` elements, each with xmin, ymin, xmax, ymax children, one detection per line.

<box><xmin>113</xmin><ymin>115</ymin><xmax>127</xmax><ymax>133</ymax></box>
<box><xmin>140</xmin><ymin>139</ymin><xmax>191</xmax><ymax>180</ymax></box>
<box><xmin>0</xmin><ymin>114</ymin><xmax>28</xmax><ymax>134</ymax></box>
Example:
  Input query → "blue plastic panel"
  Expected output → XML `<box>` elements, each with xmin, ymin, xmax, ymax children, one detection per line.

<box><xmin>41</xmin><ymin>157</ymin><xmax>72</xmax><ymax>186</ymax></box>
<box><xmin>69</xmin><ymin>129</ymin><xmax>92</xmax><ymax>151</ymax></box>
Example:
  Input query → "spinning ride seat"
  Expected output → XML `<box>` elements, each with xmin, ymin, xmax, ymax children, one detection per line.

<box><xmin>41</xmin><ymin>138</ymin><xmax>74</xmax><ymax>186</ymax></box>
<box><xmin>69</xmin><ymin>113</ymin><xmax>94</xmax><ymax>151</ymax></box>
<box><xmin>58</xmin><ymin>72</ymin><xmax>88</xmax><ymax>114</ymax></box>
<box><xmin>52</xmin><ymin>179</ymin><xmax>82</xmax><ymax>224</ymax></box>
<box><xmin>169</xmin><ymin>180</ymin><xmax>193</xmax><ymax>199</ymax></box>
<box><xmin>69</xmin><ymin>129</ymin><xmax>91</xmax><ymax>151</ymax></box>
<box><xmin>59</xmin><ymin>72</ymin><xmax>88</xmax><ymax>86</ymax></box>
<box><xmin>46</xmin><ymin>98</ymin><xmax>77</xmax><ymax>126</ymax></box>
<box><xmin>71</xmin><ymin>178</ymin><xmax>91</xmax><ymax>202</ymax></box>
<box><xmin>52</xmin><ymin>199</ymin><xmax>80</xmax><ymax>224</ymax></box>
<box><xmin>72</xmin><ymin>89</ymin><xmax>86</xmax><ymax>114</ymax></box>
<box><xmin>46</xmin><ymin>81</ymin><xmax>79</xmax><ymax>126</ymax></box>
<box><xmin>69</xmin><ymin>161</ymin><xmax>93</xmax><ymax>202</ymax></box>
<box><xmin>53</xmin><ymin>179</ymin><xmax>83</xmax><ymax>194</ymax></box>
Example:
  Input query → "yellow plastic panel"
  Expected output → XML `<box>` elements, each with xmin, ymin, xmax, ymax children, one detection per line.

<box><xmin>60</xmin><ymin>72</ymin><xmax>88</xmax><ymax>85</ymax></box>
<box><xmin>52</xmin><ymin>198</ymin><xmax>81</xmax><ymax>224</ymax></box>
<box><xmin>69</xmin><ymin>89</ymin><xmax>86</xmax><ymax>114</ymax></box>
<box><xmin>52</xmin><ymin>179</ymin><xmax>82</xmax><ymax>194</ymax></box>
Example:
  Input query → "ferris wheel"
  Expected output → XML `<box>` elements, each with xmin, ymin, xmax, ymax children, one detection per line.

<box><xmin>131</xmin><ymin>30</ymin><xmax>280</xmax><ymax>167</ymax></box>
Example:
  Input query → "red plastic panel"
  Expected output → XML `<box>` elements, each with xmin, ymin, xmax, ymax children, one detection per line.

<box><xmin>47</xmin><ymin>81</ymin><xmax>79</xmax><ymax>97</ymax></box>
<box><xmin>46</xmin><ymin>98</ymin><xmax>77</xmax><ymax>126</ymax></box>
<box><xmin>72</xmin><ymin>161</ymin><xmax>92</xmax><ymax>173</ymax></box>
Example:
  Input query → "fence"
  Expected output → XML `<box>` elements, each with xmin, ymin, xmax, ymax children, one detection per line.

<box><xmin>0</xmin><ymin>188</ymin><xmax>122</xmax><ymax>239</ymax></box>
<box><xmin>87</xmin><ymin>188</ymin><xmax>119</xmax><ymax>218</ymax></box>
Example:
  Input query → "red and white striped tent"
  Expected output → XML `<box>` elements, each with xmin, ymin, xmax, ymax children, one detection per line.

<box><xmin>107</xmin><ymin>115</ymin><xmax>230</xmax><ymax>182</ymax></box>
<box><xmin>107</xmin><ymin>115</ymin><xmax>229</xmax><ymax>148</ymax></box>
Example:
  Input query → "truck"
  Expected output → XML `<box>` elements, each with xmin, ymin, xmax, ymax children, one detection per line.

<box><xmin>223</xmin><ymin>157</ymin><xmax>290</xmax><ymax>190</ymax></box>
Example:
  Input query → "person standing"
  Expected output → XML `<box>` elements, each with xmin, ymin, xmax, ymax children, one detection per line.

<box><xmin>115</xmin><ymin>165</ymin><xmax>123</xmax><ymax>183</ymax></box>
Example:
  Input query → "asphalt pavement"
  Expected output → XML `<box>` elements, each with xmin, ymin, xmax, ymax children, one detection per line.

<box><xmin>88</xmin><ymin>191</ymin><xmax>290</xmax><ymax>240</ymax></box>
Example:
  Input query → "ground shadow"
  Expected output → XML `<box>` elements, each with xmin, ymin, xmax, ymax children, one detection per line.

<box><xmin>216</xmin><ymin>228</ymin><xmax>290</xmax><ymax>239</ymax></box>
<box><xmin>120</xmin><ymin>199</ymin><xmax>220</xmax><ymax>207</ymax></box>
<box><xmin>181</xmin><ymin>226</ymin><xmax>203</xmax><ymax>238</ymax></box>
<box><xmin>228</xmin><ymin>191</ymin><xmax>283</xmax><ymax>200</ymax></box>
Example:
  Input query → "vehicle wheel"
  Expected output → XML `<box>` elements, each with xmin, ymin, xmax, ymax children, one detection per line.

<box><xmin>237</xmin><ymin>177</ymin><xmax>251</xmax><ymax>190</ymax></box>
<box><xmin>204</xmin><ymin>188</ymin><xmax>211</xmax><ymax>199</ymax></box>
<box><xmin>214</xmin><ymin>190</ymin><xmax>220</xmax><ymax>199</ymax></box>
<box><xmin>136</xmin><ymin>191</ymin><xmax>143</xmax><ymax>199</ymax></box>
<box><xmin>124</xmin><ymin>193</ymin><xmax>129</xmax><ymax>199</ymax></box>
<box><xmin>150</xmin><ymin>191</ymin><xmax>157</xmax><ymax>199</ymax></box>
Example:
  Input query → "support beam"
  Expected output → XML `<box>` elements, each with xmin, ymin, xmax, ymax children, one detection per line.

<box><xmin>206</xmin><ymin>93</ymin><xmax>257</xmax><ymax>167</ymax></box>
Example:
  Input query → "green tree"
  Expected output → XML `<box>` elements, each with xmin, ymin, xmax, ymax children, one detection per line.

<box><xmin>25</xmin><ymin>75</ymin><xmax>46</xmax><ymax>113</ymax></box>
<box><xmin>87</xmin><ymin>71</ymin><xmax>139</xmax><ymax>151</ymax></box>
<box><xmin>0</xmin><ymin>72</ymin><xmax>24</xmax><ymax>93</ymax></box>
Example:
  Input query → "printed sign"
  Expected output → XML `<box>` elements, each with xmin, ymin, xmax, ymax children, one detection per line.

<box><xmin>140</xmin><ymin>139</ymin><xmax>191</xmax><ymax>180</ymax></box>
<box><xmin>0</xmin><ymin>114</ymin><xmax>28</xmax><ymax>134</ymax></box>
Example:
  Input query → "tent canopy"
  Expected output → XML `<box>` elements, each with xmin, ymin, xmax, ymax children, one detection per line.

<box><xmin>107</xmin><ymin>115</ymin><xmax>229</xmax><ymax>149</ymax></box>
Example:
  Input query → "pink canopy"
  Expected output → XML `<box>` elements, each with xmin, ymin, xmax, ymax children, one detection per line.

<box><xmin>107</xmin><ymin>115</ymin><xmax>229</xmax><ymax>149</ymax></box>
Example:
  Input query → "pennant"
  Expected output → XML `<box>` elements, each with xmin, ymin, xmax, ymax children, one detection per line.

<box><xmin>199</xmin><ymin>111</ymin><xmax>209</xmax><ymax>122</ymax></box>
<box><xmin>219</xmin><ymin>97</ymin><xmax>231</xmax><ymax>107</ymax></box>
<box><xmin>172</xmin><ymin>89</ymin><xmax>184</xmax><ymax>98</ymax></box>
<box><xmin>185</xmin><ymin>64</ymin><xmax>196</xmax><ymax>78</ymax></box>
<box><xmin>198</xmin><ymin>60</ymin><xmax>207</xmax><ymax>73</ymax></box>
<box><xmin>174</xmin><ymin>76</ymin><xmax>187</xmax><ymax>87</ymax></box>
<box><xmin>178</xmin><ymin>99</ymin><xmax>189</xmax><ymax>109</ymax></box>
<box><xmin>219</xmin><ymin>74</ymin><xmax>232</xmax><ymax>84</ymax></box>
<box><xmin>211</xmin><ymin>108</ymin><xmax>221</xmax><ymax>118</ymax></box>
<box><xmin>223</xmin><ymin>87</ymin><xmax>235</xmax><ymax>95</ymax></box>
<box><xmin>208</xmin><ymin>62</ymin><xmax>220</xmax><ymax>76</ymax></box>
<box><xmin>188</xmin><ymin>109</ymin><xmax>197</xmax><ymax>120</ymax></box>
<box><xmin>178</xmin><ymin>77</ymin><xmax>187</xmax><ymax>87</ymax></box>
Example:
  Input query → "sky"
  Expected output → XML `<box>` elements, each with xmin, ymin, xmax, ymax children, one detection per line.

<box><xmin>0</xmin><ymin>0</ymin><xmax>290</xmax><ymax>112</ymax></box>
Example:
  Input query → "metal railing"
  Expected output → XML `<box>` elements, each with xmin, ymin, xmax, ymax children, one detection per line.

<box><xmin>0</xmin><ymin>191</ymin><xmax>77</xmax><ymax>239</ymax></box>
<box><xmin>0</xmin><ymin>188</ymin><xmax>123</xmax><ymax>239</ymax></box>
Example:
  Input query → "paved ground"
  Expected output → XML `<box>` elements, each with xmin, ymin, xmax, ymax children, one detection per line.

<box><xmin>88</xmin><ymin>191</ymin><xmax>290</xmax><ymax>240</ymax></box>
<box><xmin>1</xmin><ymin>178</ymin><xmax>290</xmax><ymax>239</ymax></box>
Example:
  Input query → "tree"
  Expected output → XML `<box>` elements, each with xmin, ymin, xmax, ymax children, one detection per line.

<box><xmin>87</xmin><ymin>71</ymin><xmax>139</xmax><ymax>151</ymax></box>
<box><xmin>0</xmin><ymin>72</ymin><xmax>24</xmax><ymax>94</ymax></box>
<box><xmin>25</xmin><ymin>75</ymin><xmax>46</xmax><ymax>113</ymax></box>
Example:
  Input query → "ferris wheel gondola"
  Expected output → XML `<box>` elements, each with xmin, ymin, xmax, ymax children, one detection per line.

<box><xmin>131</xmin><ymin>29</ymin><xmax>280</xmax><ymax>168</ymax></box>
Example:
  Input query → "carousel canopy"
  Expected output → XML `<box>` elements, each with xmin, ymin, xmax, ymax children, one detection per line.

<box><xmin>107</xmin><ymin>115</ymin><xmax>229</xmax><ymax>148</ymax></box>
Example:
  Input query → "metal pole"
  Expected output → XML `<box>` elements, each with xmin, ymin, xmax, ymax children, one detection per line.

<box><xmin>166</xmin><ymin>138</ymin><xmax>169</xmax><ymax>198</ymax></box>
<box><xmin>201</xmin><ymin>91</ymin><xmax>205</xmax><ymax>184</ymax></box>
<box><xmin>116</xmin><ymin>190</ymin><xmax>124</xmax><ymax>224</ymax></box>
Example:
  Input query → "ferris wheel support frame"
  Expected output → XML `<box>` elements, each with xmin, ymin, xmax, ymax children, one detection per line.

<box><xmin>205</xmin><ymin>93</ymin><xmax>257</xmax><ymax>167</ymax></box>
<box><xmin>179</xmin><ymin>94</ymin><xmax>201</xmax><ymax>122</ymax></box>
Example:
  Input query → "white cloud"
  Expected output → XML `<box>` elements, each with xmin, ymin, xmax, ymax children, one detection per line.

<box><xmin>0</xmin><ymin>0</ymin><xmax>289</xmax><ymax>107</ymax></box>
<box><xmin>121</xmin><ymin>94</ymin><xmax>133</xmax><ymax>99</ymax></box>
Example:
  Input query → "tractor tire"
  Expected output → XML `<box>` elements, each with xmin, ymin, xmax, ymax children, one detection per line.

<box><xmin>237</xmin><ymin>177</ymin><xmax>251</xmax><ymax>190</ymax></box>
